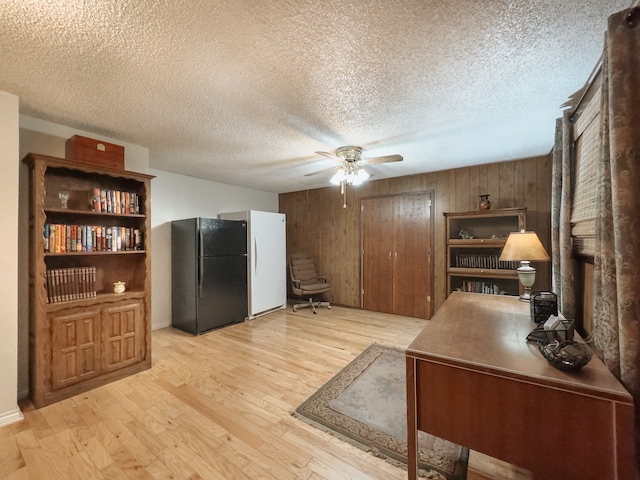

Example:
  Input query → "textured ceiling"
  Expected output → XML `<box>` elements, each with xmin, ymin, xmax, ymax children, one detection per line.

<box><xmin>0</xmin><ymin>1</ymin><xmax>631</xmax><ymax>193</ymax></box>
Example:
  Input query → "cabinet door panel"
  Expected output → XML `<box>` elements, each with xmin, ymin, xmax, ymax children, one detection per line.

<box><xmin>102</xmin><ymin>301</ymin><xmax>143</xmax><ymax>373</ymax></box>
<box><xmin>51</xmin><ymin>309</ymin><xmax>101</xmax><ymax>390</ymax></box>
<box><xmin>362</xmin><ymin>197</ymin><xmax>394</xmax><ymax>313</ymax></box>
<box><xmin>393</xmin><ymin>194</ymin><xmax>432</xmax><ymax>318</ymax></box>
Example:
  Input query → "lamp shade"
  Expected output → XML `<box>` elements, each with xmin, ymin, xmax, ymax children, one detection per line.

<box><xmin>499</xmin><ymin>230</ymin><xmax>550</xmax><ymax>262</ymax></box>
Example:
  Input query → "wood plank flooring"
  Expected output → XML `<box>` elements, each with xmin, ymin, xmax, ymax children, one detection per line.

<box><xmin>1</xmin><ymin>306</ymin><xmax>532</xmax><ymax>479</ymax></box>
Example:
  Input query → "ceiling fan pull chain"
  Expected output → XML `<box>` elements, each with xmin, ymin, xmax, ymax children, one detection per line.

<box><xmin>343</xmin><ymin>181</ymin><xmax>347</xmax><ymax>208</ymax></box>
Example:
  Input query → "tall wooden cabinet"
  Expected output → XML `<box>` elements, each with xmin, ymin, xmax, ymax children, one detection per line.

<box><xmin>444</xmin><ymin>208</ymin><xmax>526</xmax><ymax>297</ymax></box>
<box><xmin>24</xmin><ymin>153</ymin><xmax>153</xmax><ymax>408</ymax></box>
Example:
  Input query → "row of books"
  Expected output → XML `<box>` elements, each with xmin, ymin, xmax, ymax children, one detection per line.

<box><xmin>44</xmin><ymin>224</ymin><xmax>142</xmax><ymax>253</ymax></box>
<box><xmin>46</xmin><ymin>267</ymin><xmax>96</xmax><ymax>303</ymax></box>
<box><xmin>455</xmin><ymin>281</ymin><xmax>508</xmax><ymax>295</ymax></box>
<box><xmin>90</xmin><ymin>188</ymin><xmax>140</xmax><ymax>215</ymax></box>
<box><xmin>452</xmin><ymin>253</ymin><xmax>518</xmax><ymax>270</ymax></box>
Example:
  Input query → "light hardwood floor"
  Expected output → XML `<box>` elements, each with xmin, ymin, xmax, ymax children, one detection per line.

<box><xmin>1</xmin><ymin>306</ymin><xmax>532</xmax><ymax>479</ymax></box>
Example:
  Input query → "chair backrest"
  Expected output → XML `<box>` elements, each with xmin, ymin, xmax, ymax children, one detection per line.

<box><xmin>289</xmin><ymin>253</ymin><xmax>321</xmax><ymax>286</ymax></box>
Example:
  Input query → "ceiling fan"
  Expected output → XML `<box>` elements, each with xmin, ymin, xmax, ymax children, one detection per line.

<box><xmin>305</xmin><ymin>146</ymin><xmax>403</xmax><ymax>207</ymax></box>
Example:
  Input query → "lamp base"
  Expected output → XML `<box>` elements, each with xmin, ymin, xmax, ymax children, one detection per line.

<box><xmin>519</xmin><ymin>289</ymin><xmax>532</xmax><ymax>302</ymax></box>
<box><xmin>517</xmin><ymin>261</ymin><xmax>536</xmax><ymax>302</ymax></box>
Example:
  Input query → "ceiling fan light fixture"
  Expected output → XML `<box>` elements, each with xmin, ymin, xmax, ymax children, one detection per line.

<box><xmin>330</xmin><ymin>168</ymin><xmax>346</xmax><ymax>185</ymax></box>
<box><xmin>350</xmin><ymin>168</ymin><xmax>369</xmax><ymax>185</ymax></box>
<box><xmin>331</xmin><ymin>167</ymin><xmax>370</xmax><ymax>186</ymax></box>
<box><xmin>313</xmin><ymin>145</ymin><xmax>400</xmax><ymax>207</ymax></box>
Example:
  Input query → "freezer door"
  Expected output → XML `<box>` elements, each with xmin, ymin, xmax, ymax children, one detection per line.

<box><xmin>199</xmin><ymin>218</ymin><xmax>247</xmax><ymax>257</ymax></box>
<box><xmin>248</xmin><ymin>211</ymin><xmax>287</xmax><ymax>316</ymax></box>
<box><xmin>197</xmin><ymin>255</ymin><xmax>248</xmax><ymax>333</ymax></box>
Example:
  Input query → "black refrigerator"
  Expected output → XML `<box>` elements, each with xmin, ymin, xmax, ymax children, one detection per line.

<box><xmin>171</xmin><ymin>217</ymin><xmax>248</xmax><ymax>335</ymax></box>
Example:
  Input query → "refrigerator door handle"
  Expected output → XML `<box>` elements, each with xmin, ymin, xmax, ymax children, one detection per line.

<box><xmin>254</xmin><ymin>238</ymin><xmax>258</xmax><ymax>275</ymax></box>
<box><xmin>198</xmin><ymin>257</ymin><xmax>204</xmax><ymax>298</ymax></box>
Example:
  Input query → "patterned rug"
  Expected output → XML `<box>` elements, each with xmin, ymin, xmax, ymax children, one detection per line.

<box><xmin>293</xmin><ymin>344</ymin><xmax>468</xmax><ymax>479</ymax></box>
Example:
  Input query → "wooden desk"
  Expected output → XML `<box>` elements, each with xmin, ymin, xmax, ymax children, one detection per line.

<box><xmin>406</xmin><ymin>292</ymin><xmax>636</xmax><ymax>480</ymax></box>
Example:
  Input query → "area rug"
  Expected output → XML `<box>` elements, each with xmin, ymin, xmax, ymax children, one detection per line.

<box><xmin>293</xmin><ymin>343</ymin><xmax>468</xmax><ymax>480</ymax></box>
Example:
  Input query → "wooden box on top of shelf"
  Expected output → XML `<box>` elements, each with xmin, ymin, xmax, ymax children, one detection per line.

<box><xmin>65</xmin><ymin>135</ymin><xmax>125</xmax><ymax>170</ymax></box>
<box><xmin>23</xmin><ymin>153</ymin><xmax>154</xmax><ymax>408</ymax></box>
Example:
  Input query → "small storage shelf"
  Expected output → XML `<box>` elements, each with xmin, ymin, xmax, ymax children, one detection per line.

<box><xmin>449</xmin><ymin>275</ymin><xmax>521</xmax><ymax>296</ymax></box>
<box><xmin>45</xmin><ymin>208</ymin><xmax>146</xmax><ymax>218</ymax></box>
<box><xmin>45</xmin><ymin>250</ymin><xmax>146</xmax><ymax>256</ymax></box>
<box><xmin>43</xmin><ymin>290</ymin><xmax>147</xmax><ymax>312</ymax></box>
<box><xmin>444</xmin><ymin>208</ymin><xmax>526</xmax><ymax>297</ymax></box>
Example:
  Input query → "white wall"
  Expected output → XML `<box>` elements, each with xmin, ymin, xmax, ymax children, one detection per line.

<box><xmin>0</xmin><ymin>91</ymin><xmax>23</xmax><ymax>427</ymax></box>
<box><xmin>17</xmin><ymin>115</ymin><xmax>279</xmax><ymax>399</ymax></box>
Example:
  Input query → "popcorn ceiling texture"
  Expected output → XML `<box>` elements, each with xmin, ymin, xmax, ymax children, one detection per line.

<box><xmin>0</xmin><ymin>1</ymin><xmax>629</xmax><ymax>192</ymax></box>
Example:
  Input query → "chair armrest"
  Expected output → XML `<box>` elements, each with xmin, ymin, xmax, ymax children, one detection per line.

<box><xmin>292</xmin><ymin>279</ymin><xmax>301</xmax><ymax>288</ymax></box>
<box><xmin>318</xmin><ymin>277</ymin><xmax>327</xmax><ymax>283</ymax></box>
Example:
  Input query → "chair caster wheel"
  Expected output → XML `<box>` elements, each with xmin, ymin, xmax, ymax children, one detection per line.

<box><xmin>328</xmin><ymin>306</ymin><xmax>331</xmax><ymax>309</ymax></box>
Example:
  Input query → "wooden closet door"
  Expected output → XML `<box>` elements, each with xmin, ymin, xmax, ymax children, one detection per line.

<box><xmin>361</xmin><ymin>193</ymin><xmax>432</xmax><ymax>319</ymax></box>
<box><xmin>392</xmin><ymin>193</ymin><xmax>432</xmax><ymax>319</ymax></box>
<box><xmin>362</xmin><ymin>197</ymin><xmax>394</xmax><ymax>314</ymax></box>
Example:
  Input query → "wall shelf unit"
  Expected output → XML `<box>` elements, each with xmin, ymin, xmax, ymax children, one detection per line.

<box><xmin>444</xmin><ymin>208</ymin><xmax>526</xmax><ymax>297</ymax></box>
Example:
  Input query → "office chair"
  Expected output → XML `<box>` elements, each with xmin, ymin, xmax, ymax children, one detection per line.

<box><xmin>288</xmin><ymin>253</ymin><xmax>331</xmax><ymax>314</ymax></box>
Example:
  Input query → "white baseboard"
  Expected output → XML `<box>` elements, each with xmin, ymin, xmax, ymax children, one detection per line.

<box><xmin>0</xmin><ymin>407</ymin><xmax>24</xmax><ymax>428</ymax></box>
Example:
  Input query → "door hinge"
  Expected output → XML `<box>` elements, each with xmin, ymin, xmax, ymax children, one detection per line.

<box><xmin>361</xmin><ymin>204</ymin><xmax>364</xmax><ymax>212</ymax></box>
<box><xmin>427</xmin><ymin>249</ymin><xmax>431</xmax><ymax>257</ymax></box>
<box><xmin>427</xmin><ymin>199</ymin><xmax>432</xmax><ymax>207</ymax></box>
<box><xmin>427</xmin><ymin>295</ymin><xmax>431</xmax><ymax>303</ymax></box>
<box><xmin>361</xmin><ymin>288</ymin><xmax>365</xmax><ymax>295</ymax></box>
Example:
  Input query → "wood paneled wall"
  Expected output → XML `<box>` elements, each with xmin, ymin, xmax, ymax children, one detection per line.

<box><xmin>279</xmin><ymin>154</ymin><xmax>552</xmax><ymax>313</ymax></box>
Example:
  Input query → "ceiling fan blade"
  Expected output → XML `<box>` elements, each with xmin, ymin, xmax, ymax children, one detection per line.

<box><xmin>315</xmin><ymin>151</ymin><xmax>342</xmax><ymax>162</ymax></box>
<box><xmin>304</xmin><ymin>166</ymin><xmax>339</xmax><ymax>177</ymax></box>
<box><xmin>364</xmin><ymin>154</ymin><xmax>403</xmax><ymax>165</ymax></box>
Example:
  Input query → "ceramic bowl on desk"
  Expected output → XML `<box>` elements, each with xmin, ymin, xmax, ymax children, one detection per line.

<box><xmin>540</xmin><ymin>340</ymin><xmax>592</xmax><ymax>371</ymax></box>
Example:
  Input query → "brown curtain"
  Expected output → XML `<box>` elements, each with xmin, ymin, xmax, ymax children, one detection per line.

<box><xmin>551</xmin><ymin>112</ymin><xmax>577</xmax><ymax>318</ymax></box>
<box><xmin>592</xmin><ymin>7</ymin><xmax>640</xmax><ymax>465</ymax></box>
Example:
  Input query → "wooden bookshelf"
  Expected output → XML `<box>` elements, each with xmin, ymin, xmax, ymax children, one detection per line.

<box><xmin>444</xmin><ymin>208</ymin><xmax>526</xmax><ymax>297</ymax></box>
<box><xmin>24</xmin><ymin>153</ymin><xmax>154</xmax><ymax>408</ymax></box>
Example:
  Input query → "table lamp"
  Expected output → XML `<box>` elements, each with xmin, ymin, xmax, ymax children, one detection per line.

<box><xmin>499</xmin><ymin>230</ymin><xmax>550</xmax><ymax>302</ymax></box>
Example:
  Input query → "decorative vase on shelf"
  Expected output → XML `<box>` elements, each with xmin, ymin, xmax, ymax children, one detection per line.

<box><xmin>113</xmin><ymin>281</ymin><xmax>126</xmax><ymax>294</ymax></box>
<box><xmin>479</xmin><ymin>194</ymin><xmax>491</xmax><ymax>210</ymax></box>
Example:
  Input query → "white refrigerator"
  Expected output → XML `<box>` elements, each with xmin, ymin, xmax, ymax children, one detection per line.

<box><xmin>219</xmin><ymin>210</ymin><xmax>287</xmax><ymax>318</ymax></box>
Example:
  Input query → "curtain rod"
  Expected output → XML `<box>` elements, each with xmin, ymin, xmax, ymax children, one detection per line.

<box><xmin>568</xmin><ymin>56</ymin><xmax>602</xmax><ymax>121</ymax></box>
<box><xmin>570</xmin><ymin>3</ymin><xmax>639</xmax><ymax>118</ymax></box>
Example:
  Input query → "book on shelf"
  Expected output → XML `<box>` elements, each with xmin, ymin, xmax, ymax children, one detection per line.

<box><xmin>89</xmin><ymin>187</ymin><xmax>140</xmax><ymax>215</ymax></box>
<box><xmin>453</xmin><ymin>252</ymin><xmax>518</xmax><ymax>270</ymax></box>
<box><xmin>45</xmin><ymin>266</ymin><xmax>97</xmax><ymax>303</ymax></box>
<box><xmin>456</xmin><ymin>280</ymin><xmax>507</xmax><ymax>295</ymax></box>
<box><xmin>89</xmin><ymin>188</ymin><xmax>139</xmax><ymax>215</ymax></box>
<box><xmin>44</xmin><ymin>223</ymin><xmax>143</xmax><ymax>253</ymax></box>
